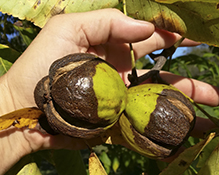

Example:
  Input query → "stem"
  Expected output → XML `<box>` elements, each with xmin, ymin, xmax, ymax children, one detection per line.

<box><xmin>174</xmin><ymin>37</ymin><xmax>185</xmax><ymax>48</ymax></box>
<box><xmin>129</xmin><ymin>43</ymin><xmax>138</xmax><ymax>81</ymax></box>
<box><xmin>129</xmin><ymin>56</ymin><xmax>168</xmax><ymax>87</ymax></box>
<box><xmin>193</xmin><ymin>102</ymin><xmax>219</xmax><ymax>127</ymax></box>
<box><xmin>149</xmin><ymin>37</ymin><xmax>185</xmax><ymax>60</ymax></box>
<box><xmin>189</xmin><ymin>165</ymin><xmax>198</xmax><ymax>174</ymax></box>
<box><xmin>123</xmin><ymin>0</ymin><xmax>138</xmax><ymax>86</ymax></box>
<box><xmin>129</xmin><ymin>36</ymin><xmax>184</xmax><ymax>87</ymax></box>
<box><xmin>123</xmin><ymin>0</ymin><xmax>127</xmax><ymax>15</ymax></box>
<box><xmin>123</xmin><ymin>3</ymin><xmax>185</xmax><ymax>87</ymax></box>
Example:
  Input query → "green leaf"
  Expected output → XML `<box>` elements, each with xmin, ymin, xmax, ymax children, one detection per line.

<box><xmin>99</xmin><ymin>151</ymin><xmax>111</xmax><ymax>174</ymax></box>
<box><xmin>52</xmin><ymin>149</ymin><xmax>86</xmax><ymax>175</ymax></box>
<box><xmin>35</xmin><ymin>149</ymin><xmax>87</xmax><ymax>175</ymax></box>
<box><xmin>5</xmin><ymin>154</ymin><xmax>41</xmax><ymax>175</ymax></box>
<box><xmin>0</xmin><ymin>0</ymin><xmax>119</xmax><ymax>28</ymax></box>
<box><xmin>198</xmin><ymin>142</ymin><xmax>219</xmax><ymax>175</ymax></box>
<box><xmin>13</xmin><ymin>22</ymin><xmax>39</xmax><ymax>47</ymax></box>
<box><xmin>126</xmin><ymin>0</ymin><xmax>219</xmax><ymax>46</ymax></box>
<box><xmin>32</xmin><ymin>149</ymin><xmax>55</xmax><ymax>166</ymax></box>
<box><xmin>160</xmin><ymin>133</ymin><xmax>215</xmax><ymax>175</ymax></box>
<box><xmin>0</xmin><ymin>44</ymin><xmax>21</xmax><ymax>76</ymax></box>
<box><xmin>196</xmin><ymin>136</ymin><xmax>219</xmax><ymax>168</ymax></box>
<box><xmin>112</xmin><ymin>157</ymin><xmax>120</xmax><ymax>173</ymax></box>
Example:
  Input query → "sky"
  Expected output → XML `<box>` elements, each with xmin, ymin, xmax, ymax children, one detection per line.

<box><xmin>151</xmin><ymin>46</ymin><xmax>189</xmax><ymax>60</ymax></box>
<box><xmin>153</xmin><ymin>44</ymin><xmax>209</xmax><ymax>59</ymax></box>
<box><xmin>172</xmin><ymin>47</ymin><xmax>188</xmax><ymax>58</ymax></box>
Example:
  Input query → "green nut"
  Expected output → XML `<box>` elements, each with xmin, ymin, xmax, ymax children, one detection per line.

<box><xmin>119</xmin><ymin>83</ymin><xmax>196</xmax><ymax>159</ymax></box>
<box><xmin>34</xmin><ymin>53</ymin><xmax>127</xmax><ymax>139</ymax></box>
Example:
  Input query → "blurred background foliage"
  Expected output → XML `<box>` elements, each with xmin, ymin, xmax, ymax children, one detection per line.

<box><xmin>1</xmin><ymin>12</ymin><xmax>219</xmax><ymax>175</ymax></box>
<box><xmin>0</xmin><ymin>12</ymin><xmax>40</xmax><ymax>52</ymax></box>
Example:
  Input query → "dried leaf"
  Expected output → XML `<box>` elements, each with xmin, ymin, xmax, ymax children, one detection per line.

<box><xmin>160</xmin><ymin>132</ymin><xmax>215</xmax><ymax>175</ymax></box>
<box><xmin>89</xmin><ymin>152</ymin><xmax>107</xmax><ymax>175</ymax></box>
<box><xmin>0</xmin><ymin>107</ymin><xmax>43</xmax><ymax>130</ymax></box>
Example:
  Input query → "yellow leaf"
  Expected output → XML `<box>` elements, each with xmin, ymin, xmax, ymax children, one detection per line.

<box><xmin>0</xmin><ymin>0</ymin><xmax>119</xmax><ymax>28</ymax></box>
<box><xmin>160</xmin><ymin>132</ymin><xmax>215</xmax><ymax>175</ymax></box>
<box><xmin>112</xmin><ymin>157</ymin><xmax>120</xmax><ymax>173</ymax></box>
<box><xmin>127</xmin><ymin>0</ymin><xmax>219</xmax><ymax>46</ymax></box>
<box><xmin>89</xmin><ymin>152</ymin><xmax>108</xmax><ymax>175</ymax></box>
<box><xmin>0</xmin><ymin>107</ymin><xmax>43</xmax><ymax>130</ymax></box>
<box><xmin>17</xmin><ymin>162</ymin><xmax>42</xmax><ymax>175</ymax></box>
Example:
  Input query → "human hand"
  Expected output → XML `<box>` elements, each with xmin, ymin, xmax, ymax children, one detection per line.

<box><xmin>0</xmin><ymin>9</ymin><xmax>158</xmax><ymax>174</ymax></box>
<box><xmin>2</xmin><ymin>8</ymin><xmax>198</xmax><ymax>112</ymax></box>
<box><xmin>0</xmin><ymin>8</ymin><xmax>216</xmax><ymax>174</ymax></box>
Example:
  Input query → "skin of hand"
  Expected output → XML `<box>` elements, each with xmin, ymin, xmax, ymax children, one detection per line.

<box><xmin>0</xmin><ymin>8</ymin><xmax>218</xmax><ymax>174</ymax></box>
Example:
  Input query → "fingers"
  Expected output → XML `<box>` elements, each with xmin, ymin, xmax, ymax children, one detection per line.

<box><xmin>45</xmin><ymin>8</ymin><xmax>154</xmax><ymax>50</ymax></box>
<box><xmin>133</xmin><ymin>29</ymin><xmax>179</xmax><ymax>58</ymax></box>
<box><xmin>191</xmin><ymin>117</ymin><xmax>216</xmax><ymax>139</ymax></box>
<box><xmin>122</xmin><ymin>70</ymin><xmax>219</xmax><ymax>107</ymax></box>
<box><xmin>43</xmin><ymin>8</ymin><xmax>198</xmax><ymax>58</ymax></box>
<box><xmin>132</xmin><ymin>28</ymin><xmax>199</xmax><ymax>59</ymax></box>
<box><xmin>23</xmin><ymin>128</ymin><xmax>104</xmax><ymax>150</ymax></box>
<box><xmin>12</xmin><ymin>8</ymin><xmax>155</xmax><ymax>80</ymax></box>
<box><xmin>43</xmin><ymin>9</ymin><xmax>199</xmax><ymax>62</ymax></box>
<box><xmin>181</xmin><ymin>38</ymin><xmax>201</xmax><ymax>47</ymax></box>
<box><xmin>160</xmin><ymin>72</ymin><xmax>219</xmax><ymax>106</ymax></box>
<box><xmin>72</xmin><ymin>9</ymin><xmax>155</xmax><ymax>45</ymax></box>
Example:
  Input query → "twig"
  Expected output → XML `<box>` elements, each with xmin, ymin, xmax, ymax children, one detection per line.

<box><xmin>128</xmin><ymin>55</ymin><xmax>168</xmax><ymax>87</ymax></box>
<box><xmin>122</xmin><ymin>0</ymin><xmax>138</xmax><ymax>86</ymax></box>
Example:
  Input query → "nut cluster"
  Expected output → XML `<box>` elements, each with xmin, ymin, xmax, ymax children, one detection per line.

<box><xmin>34</xmin><ymin>53</ymin><xmax>196</xmax><ymax>159</ymax></box>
